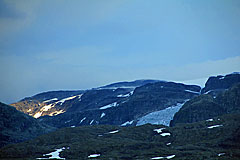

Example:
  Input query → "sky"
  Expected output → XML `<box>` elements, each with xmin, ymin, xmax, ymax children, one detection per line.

<box><xmin>0</xmin><ymin>0</ymin><xmax>240</xmax><ymax>104</ymax></box>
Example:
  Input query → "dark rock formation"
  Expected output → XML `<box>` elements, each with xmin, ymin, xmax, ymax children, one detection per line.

<box><xmin>201</xmin><ymin>72</ymin><xmax>240</xmax><ymax>94</ymax></box>
<box><xmin>171</xmin><ymin>83</ymin><xmax>240</xmax><ymax>126</ymax></box>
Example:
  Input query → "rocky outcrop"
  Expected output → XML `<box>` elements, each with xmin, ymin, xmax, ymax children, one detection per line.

<box><xmin>201</xmin><ymin>72</ymin><xmax>240</xmax><ymax>94</ymax></box>
<box><xmin>170</xmin><ymin>83</ymin><xmax>240</xmax><ymax>126</ymax></box>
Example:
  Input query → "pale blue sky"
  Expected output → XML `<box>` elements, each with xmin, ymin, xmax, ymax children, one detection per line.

<box><xmin>0</xmin><ymin>0</ymin><xmax>240</xmax><ymax>103</ymax></box>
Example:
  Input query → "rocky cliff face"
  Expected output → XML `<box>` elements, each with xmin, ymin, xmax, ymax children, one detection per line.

<box><xmin>170</xmin><ymin>82</ymin><xmax>240</xmax><ymax>126</ymax></box>
<box><xmin>201</xmin><ymin>72</ymin><xmax>240</xmax><ymax>94</ymax></box>
<box><xmin>0</xmin><ymin>102</ymin><xmax>55</xmax><ymax>148</ymax></box>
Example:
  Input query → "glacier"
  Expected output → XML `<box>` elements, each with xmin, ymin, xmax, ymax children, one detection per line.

<box><xmin>136</xmin><ymin>101</ymin><xmax>186</xmax><ymax>126</ymax></box>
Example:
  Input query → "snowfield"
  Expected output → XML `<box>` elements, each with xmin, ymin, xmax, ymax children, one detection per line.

<box><xmin>137</xmin><ymin>102</ymin><xmax>186</xmax><ymax>126</ymax></box>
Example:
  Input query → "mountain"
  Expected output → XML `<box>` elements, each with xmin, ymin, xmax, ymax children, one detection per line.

<box><xmin>11</xmin><ymin>90</ymin><xmax>84</xmax><ymax>118</ymax></box>
<box><xmin>11</xmin><ymin>80</ymin><xmax>159</xmax><ymax>119</ymax></box>
<box><xmin>1</xmin><ymin>113</ymin><xmax>239</xmax><ymax>159</ymax></box>
<box><xmin>1</xmin><ymin>73</ymin><xmax>240</xmax><ymax>159</ymax></box>
<box><xmin>37</xmin><ymin>81</ymin><xmax>201</xmax><ymax>128</ymax></box>
<box><xmin>10</xmin><ymin>79</ymin><xmax>200</xmax><ymax>128</ymax></box>
<box><xmin>97</xmin><ymin>79</ymin><xmax>161</xmax><ymax>89</ymax></box>
<box><xmin>170</xmin><ymin>82</ymin><xmax>240</xmax><ymax>126</ymax></box>
<box><xmin>0</xmin><ymin>102</ymin><xmax>55</xmax><ymax>148</ymax></box>
<box><xmin>201</xmin><ymin>72</ymin><xmax>240</xmax><ymax>95</ymax></box>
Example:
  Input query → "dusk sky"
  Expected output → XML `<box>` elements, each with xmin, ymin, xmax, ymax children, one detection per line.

<box><xmin>0</xmin><ymin>0</ymin><xmax>240</xmax><ymax>104</ymax></box>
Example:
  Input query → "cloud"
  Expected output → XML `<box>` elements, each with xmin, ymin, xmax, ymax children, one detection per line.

<box><xmin>0</xmin><ymin>0</ymin><xmax>40</xmax><ymax>42</ymax></box>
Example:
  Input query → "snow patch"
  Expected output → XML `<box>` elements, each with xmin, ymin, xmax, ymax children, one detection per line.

<box><xmin>88</xmin><ymin>154</ymin><xmax>100</xmax><ymax>158</ymax></box>
<box><xmin>108</xmin><ymin>130</ymin><xmax>119</xmax><ymax>134</ymax></box>
<box><xmin>206</xmin><ymin>119</ymin><xmax>213</xmax><ymax>122</ymax></box>
<box><xmin>153</xmin><ymin>128</ymin><xmax>166</xmax><ymax>133</ymax></box>
<box><xmin>117</xmin><ymin>91</ymin><xmax>134</xmax><ymax>98</ymax></box>
<box><xmin>41</xmin><ymin>104</ymin><xmax>53</xmax><ymax>112</ymax></box>
<box><xmin>78</xmin><ymin>94</ymin><xmax>83</xmax><ymax>101</ymax></box>
<box><xmin>36</xmin><ymin>147</ymin><xmax>65</xmax><ymax>159</ymax></box>
<box><xmin>57</xmin><ymin>96</ymin><xmax>77</xmax><ymax>105</ymax></box>
<box><xmin>100</xmin><ymin>113</ymin><xmax>106</xmax><ymax>118</ymax></box>
<box><xmin>49</xmin><ymin>110</ymin><xmax>65</xmax><ymax>116</ymax></box>
<box><xmin>204</xmin><ymin>90</ymin><xmax>213</xmax><ymax>94</ymax></box>
<box><xmin>43</xmin><ymin>98</ymin><xmax>58</xmax><ymax>103</ymax></box>
<box><xmin>34</xmin><ymin>112</ymin><xmax>42</xmax><ymax>118</ymax></box>
<box><xmin>121</xmin><ymin>120</ymin><xmax>134</xmax><ymax>126</ymax></box>
<box><xmin>208</xmin><ymin>124</ymin><xmax>223</xmax><ymax>129</ymax></box>
<box><xmin>184</xmin><ymin>90</ymin><xmax>200</xmax><ymax>94</ymax></box>
<box><xmin>151</xmin><ymin>157</ymin><xmax>164</xmax><ymax>159</ymax></box>
<box><xmin>80</xmin><ymin>117</ymin><xmax>86</xmax><ymax>124</ymax></box>
<box><xmin>90</xmin><ymin>120</ymin><xmax>94</xmax><ymax>125</ymax></box>
<box><xmin>218</xmin><ymin>153</ymin><xmax>225</xmax><ymax>156</ymax></box>
<box><xmin>160</xmin><ymin>133</ymin><xmax>171</xmax><ymax>137</ymax></box>
<box><xmin>137</xmin><ymin>102</ymin><xmax>186</xmax><ymax>126</ymax></box>
<box><xmin>166</xmin><ymin>155</ymin><xmax>175</xmax><ymax>159</ymax></box>
<box><xmin>151</xmin><ymin>155</ymin><xmax>175</xmax><ymax>160</ymax></box>
<box><xmin>71</xmin><ymin>126</ymin><xmax>75</xmax><ymax>128</ymax></box>
<box><xmin>166</xmin><ymin>143</ymin><xmax>171</xmax><ymax>146</ymax></box>
<box><xmin>100</xmin><ymin>102</ymin><xmax>118</xmax><ymax>110</ymax></box>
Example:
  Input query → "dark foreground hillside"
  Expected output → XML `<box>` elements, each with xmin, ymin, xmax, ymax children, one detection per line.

<box><xmin>0</xmin><ymin>102</ymin><xmax>55</xmax><ymax>148</ymax></box>
<box><xmin>1</xmin><ymin>113</ymin><xmax>240</xmax><ymax>160</ymax></box>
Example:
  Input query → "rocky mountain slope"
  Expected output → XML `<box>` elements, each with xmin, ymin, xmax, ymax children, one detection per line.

<box><xmin>1</xmin><ymin>72</ymin><xmax>240</xmax><ymax>159</ymax></box>
<box><xmin>11</xmin><ymin>90</ymin><xmax>84</xmax><ymax>118</ymax></box>
<box><xmin>11</xmin><ymin>80</ymin><xmax>159</xmax><ymax>119</ymax></box>
<box><xmin>171</xmin><ymin>74</ymin><xmax>240</xmax><ymax>126</ymax></box>
<box><xmin>11</xmin><ymin>79</ymin><xmax>200</xmax><ymax>128</ymax></box>
<box><xmin>38</xmin><ymin>81</ymin><xmax>200</xmax><ymax>128</ymax></box>
<box><xmin>201</xmin><ymin>72</ymin><xmax>240</xmax><ymax>95</ymax></box>
<box><xmin>1</xmin><ymin>113</ymin><xmax>239</xmax><ymax>159</ymax></box>
<box><xmin>0</xmin><ymin>102</ymin><xmax>55</xmax><ymax>148</ymax></box>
